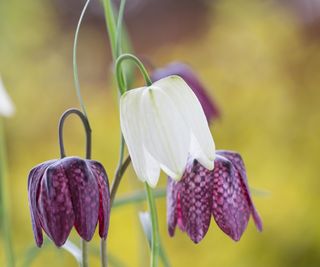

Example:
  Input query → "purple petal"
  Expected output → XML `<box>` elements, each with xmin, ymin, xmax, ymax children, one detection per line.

<box><xmin>38</xmin><ymin>161</ymin><xmax>75</xmax><ymax>246</ymax></box>
<box><xmin>166</xmin><ymin>177</ymin><xmax>179</xmax><ymax>236</ymax></box>
<box><xmin>212</xmin><ymin>155</ymin><xmax>251</xmax><ymax>241</ymax></box>
<box><xmin>61</xmin><ymin>157</ymin><xmax>99</xmax><ymax>241</ymax></box>
<box><xmin>87</xmin><ymin>160</ymin><xmax>110</xmax><ymax>239</ymax></box>
<box><xmin>178</xmin><ymin>160</ymin><xmax>214</xmax><ymax>243</ymax></box>
<box><xmin>216</xmin><ymin>150</ymin><xmax>263</xmax><ymax>231</ymax></box>
<box><xmin>28</xmin><ymin>160</ymin><xmax>55</xmax><ymax>247</ymax></box>
<box><xmin>151</xmin><ymin>62</ymin><xmax>220</xmax><ymax>122</ymax></box>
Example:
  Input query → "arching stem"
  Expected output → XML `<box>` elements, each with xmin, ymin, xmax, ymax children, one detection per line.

<box><xmin>58</xmin><ymin>108</ymin><xmax>92</xmax><ymax>160</ymax></box>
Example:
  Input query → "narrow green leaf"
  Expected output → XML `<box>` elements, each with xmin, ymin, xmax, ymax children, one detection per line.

<box><xmin>113</xmin><ymin>188</ymin><xmax>166</xmax><ymax>208</ymax></box>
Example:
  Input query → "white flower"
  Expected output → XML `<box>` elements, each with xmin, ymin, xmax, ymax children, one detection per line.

<box><xmin>120</xmin><ymin>75</ymin><xmax>215</xmax><ymax>187</ymax></box>
<box><xmin>0</xmin><ymin>77</ymin><xmax>15</xmax><ymax>117</ymax></box>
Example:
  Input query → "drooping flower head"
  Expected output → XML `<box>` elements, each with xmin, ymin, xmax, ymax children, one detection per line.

<box><xmin>120</xmin><ymin>75</ymin><xmax>215</xmax><ymax>187</ymax></box>
<box><xmin>27</xmin><ymin>109</ymin><xmax>110</xmax><ymax>247</ymax></box>
<box><xmin>28</xmin><ymin>157</ymin><xmax>110</xmax><ymax>247</ymax></box>
<box><xmin>0</xmin><ymin>77</ymin><xmax>15</xmax><ymax>117</ymax></box>
<box><xmin>167</xmin><ymin>150</ymin><xmax>262</xmax><ymax>243</ymax></box>
<box><xmin>151</xmin><ymin>62</ymin><xmax>220</xmax><ymax>122</ymax></box>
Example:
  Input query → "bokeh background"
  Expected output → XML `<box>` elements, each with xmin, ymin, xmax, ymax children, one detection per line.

<box><xmin>1</xmin><ymin>0</ymin><xmax>320</xmax><ymax>266</ymax></box>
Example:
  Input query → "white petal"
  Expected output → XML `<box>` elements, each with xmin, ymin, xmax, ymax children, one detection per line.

<box><xmin>140</xmin><ymin>86</ymin><xmax>190</xmax><ymax>180</ymax></box>
<box><xmin>120</xmin><ymin>88</ymin><xmax>160</xmax><ymax>184</ymax></box>
<box><xmin>143</xmin><ymin>148</ymin><xmax>161</xmax><ymax>187</ymax></box>
<box><xmin>0</xmin><ymin>78</ymin><xmax>15</xmax><ymax>117</ymax></box>
<box><xmin>154</xmin><ymin>76</ymin><xmax>215</xmax><ymax>169</ymax></box>
<box><xmin>190</xmin><ymin>133</ymin><xmax>214</xmax><ymax>170</ymax></box>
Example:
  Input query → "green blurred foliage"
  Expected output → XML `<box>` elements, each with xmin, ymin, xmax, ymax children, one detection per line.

<box><xmin>1</xmin><ymin>0</ymin><xmax>320</xmax><ymax>266</ymax></box>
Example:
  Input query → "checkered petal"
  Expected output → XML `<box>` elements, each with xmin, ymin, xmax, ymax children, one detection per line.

<box><xmin>167</xmin><ymin>177</ymin><xmax>179</xmax><ymax>236</ymax></box>
<box><xmin>87</xmin><ymin>160</ymin><xmax>110</xmax><ymax>239</ymax></box>
<box><xmin>61</xmin><ymin>157</ymin><xmax>99</xmax><ymax>241</ymax></box>
<box><xmin>216</xmin><ymin>150</ymin><xmax>263</xmax><ymax>231</ymax></box>
<box><xmin>212</xmin><ymin>155</ymin><xmax>251</xmax><ymax>241</ymax></box>
<box><xmin>27</xmin><ymin>160</ymin><xmax>56</xmax><ymax>247</ymax></box>
<box><xmin>38</xmin><ymin>160</ymin><xmax>75</xmax><ymax>246</ymax></box>
<box><xmin>178</xmin><ymin>160</ymin><xmax>214</xmax><ymax>243</ymax></box>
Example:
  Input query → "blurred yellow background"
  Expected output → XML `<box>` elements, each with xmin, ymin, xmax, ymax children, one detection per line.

<box><xmin>1</xmin><ymin>0</ymin><xmax>320</xmax><ymax>266</ymax></box>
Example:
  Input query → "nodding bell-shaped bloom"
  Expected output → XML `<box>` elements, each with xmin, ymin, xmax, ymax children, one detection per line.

<box><xmin>0</xmin><ymin>77</ymin><xmax>15</xmax><ymax>117</ymax></box>
<box><xmin>167</xmin><ymin>150</ymin><xmax>262</xmax><ymax>243</ymax></box>
<box><xmin>120</xmin><ymin>75</ymin><xmax>215</xmax><ymax>187</ymax></box>
<box><xmin>151</xmin><ymin>62</ymin><xmax>220</xmax><ymax>122</ymax></box>
<box><xmin>28</xmin><ymin>157</ymin><xmax>110</xmax><ymax>247</ymax></box>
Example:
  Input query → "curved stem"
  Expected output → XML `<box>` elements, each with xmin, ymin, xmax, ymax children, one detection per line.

<box><xmin>58</xmin><ymin>108</ymin><xmax>92</xmax><ymax>159</ymax></box>
<box><xmin>73</xmin><ymin>0</ymin><xmax>91</xmax><ymax>117</ymax></box>
<box><xmin>110</xmin><ymin>156</ymin><xmax>131</xmax><ymax>206</ymax></box>
<box><xmin>115</xmin><ymin>53</ymin><xmax>152</xmax><ymax>94</ymax></box>
<box><xmin>145</xmin><ymin>183</ymin><xmax>160</xmax><ymax>267</ymax></box>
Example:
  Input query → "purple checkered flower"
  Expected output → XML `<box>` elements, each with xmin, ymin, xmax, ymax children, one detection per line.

<box><xmin>28</xmin><ymin>157</ymin><xmax>110</xmax><ymax>247</ymax></box>
<box><xmin>167</xmin><ymin>150</ymin><xmax>262</xmax><ymax>243</ymax></box>
<box><xmin>151</xmin><ymin>62</ymin><xmax>220</xmax><ymax>122</ymax></box>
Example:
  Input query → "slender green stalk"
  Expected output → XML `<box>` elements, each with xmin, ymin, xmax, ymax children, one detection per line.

<box><xmin>115</xmin><ymin>0</ymin><xmax>127</xmax><ymax>57</ymax></box>
<box><xmin>73</xmin><ymin>0</ymin><xmax>91</xmax><ymax>117</ymax></box>
<box><xmin>145</xmin><ymin>184</ymin><xmax>160</xmax><ymax>267</ymax></box>
<box><xmin>100</xmin><ymin>238</ymin><xmax>107</xmax><ymax>267</ymax></box>
<box><xmin>0</xmin><ymin>119</ymin><xmax>15</xmax><ymax>267</ymax></box>
<box><xmin>110</xmin><ymin>156</ymin><xmax>131</xmax><ymax>205</ymax></box>
<box><xmin>102</xmin><ymin>0</ymin><xmax>117</xmax><ymax>59</ymax></box>
<box><xmin>81</xmin><ymin>240</ymin><xmax>88</xmax><ymax>267</ymax></box>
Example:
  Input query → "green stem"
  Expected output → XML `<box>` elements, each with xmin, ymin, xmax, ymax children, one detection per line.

<box><xmin>73</xmin><ymin>0</ymin><xmax>91</xmax><ymax>117</ymax></box>
<box><xmin>115</xmin><ymin>0</ymin><xmax>127</xmax><ymax>57</ymax></box>
<box><xmin>0</xmin><ymin>119</ymin><xmax>15</xmax><ymax>267</ymax></box>
<box><xmin>100</xmin><ymin>238</ymin><xmax>107</xmax><ymax>267</ymax></box>
<box><xmin>145</xmin><ymin>183</ymin><xmax>160</xmax><ymax>267</ymax></box>
<box><xmin>110</xmin><ymin>156</ymin><xmax>131</xmax><ymax>206</ymax></box>
<box><xmin>115</xmin><ymin>54</ymin><xmax>152</xmax><ymax>93</ymax></box>
<box><xmin>102</xmin><ymin>0</ymin><xmax>117</xmax><ymax>59</ymax></box>
<box><xmin>81</xmin><ymin>240</ymin><xmax>88</xmax><ymax>267</ymax></box>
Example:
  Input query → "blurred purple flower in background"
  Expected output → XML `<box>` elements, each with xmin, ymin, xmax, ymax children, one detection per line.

<box><xmin>151</xmin><ymin>62</ymin><xmax>220</xmax><ymax>122</ymax></box>
<box><xmin>167</xmin><ymin>150</ymin><xmax>262</xmax><ymax>243</ymax></box>
<box><xmin>28</xmin><ymin>157</ymin><xmax>110</xmax><ymax>247</ymax></box>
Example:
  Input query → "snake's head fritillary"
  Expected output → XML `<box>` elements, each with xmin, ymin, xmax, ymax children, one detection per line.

<box><xmin>167</xmin><ymin>150</ymin><xmax>262</xmax><ymax>243</ymax></box>
<box><xmin>28</xmin><ymin>157</ymin><xmax>110</xmax><ymax>247</ymax></box>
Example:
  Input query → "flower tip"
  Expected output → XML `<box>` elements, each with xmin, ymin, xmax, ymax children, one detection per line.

<box><xmin>146</xmin><ymin>180</ymin><xmax>157</xmax><ymax>188</ymax></box>
<box><xmin>204</xmin><ymin>159</ymin><xmax>215</xmax><ymax>171</ymax></box>
<box><xmin>191</xmin><ymin>236</ymin><xmax>204</xmax><ymax>244</ymax></box>
<box><xmin>170</xmin><ymin>171</ymin><xmax>184</xmax><ymax>181</ymax></box>
<box><xmin>168</xmin><ymin>226</ymin><xmax>176</xmax><ymax>237</ymax></box>
<box><xmin>232</xmin><ymin>235</ymin><xmax>241</xmax><ymax>242</ymax></box>
<box><xmin>35</xmin><ymin>238</ymin><xmax>43</xmax><ymax>248</ymax></box>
